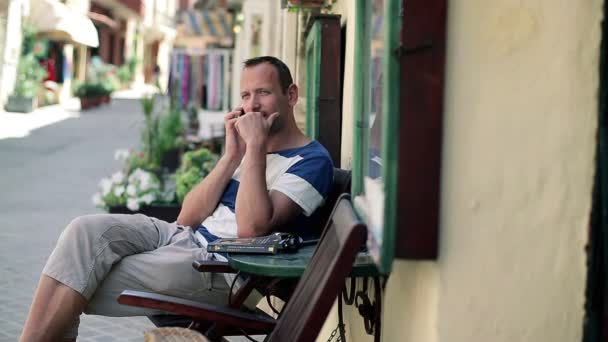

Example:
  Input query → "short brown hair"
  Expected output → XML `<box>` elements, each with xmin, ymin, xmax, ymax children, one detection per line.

<box><xmin>243</xmin><ymin>56</ymin><xmax>293</xmax><ymax>94</ymax></box>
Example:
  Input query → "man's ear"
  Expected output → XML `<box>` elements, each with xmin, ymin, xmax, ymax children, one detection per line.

<box><xmin>287</xmin><ymin>84</ymin><xmax>298</xmax><ymax>106</ymax></box>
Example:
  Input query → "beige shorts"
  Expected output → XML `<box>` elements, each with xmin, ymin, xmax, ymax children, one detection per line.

<box><xmin>42</xmin><ymin>213</ymin><xmax>230</xmax><ymax>339</ymax></box>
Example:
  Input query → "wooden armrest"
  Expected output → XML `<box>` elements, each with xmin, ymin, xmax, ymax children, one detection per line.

<box><xmin>192</xmin><ymin>260</ymin><xmax>237</xmax><ymax>273</ymax></box>
<box><xmin>118</xmin><ymin>290</ymin><xmax>276</xmax><ymax>332</ymax></box>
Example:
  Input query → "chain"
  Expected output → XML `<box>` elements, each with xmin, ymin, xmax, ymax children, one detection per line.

<box><xmin>326</xmin><ymin>323</ymin><xmax>345</xmax><ymax>342</ymax></box>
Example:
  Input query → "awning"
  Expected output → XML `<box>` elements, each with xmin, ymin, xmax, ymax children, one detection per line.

<box><xmin>29</xmin><ymin>0</ymin><xmax>99</xmax><ymax>48</ymax></box>
<box><xmin>174</xmin><ymin>9</ymin><xmax>233</xmax><ymax>48</ymax></box>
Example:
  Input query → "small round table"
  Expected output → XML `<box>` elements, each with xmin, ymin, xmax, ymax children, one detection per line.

<box><xmin>227</xmin><ymin>245</ymin><xmax>379</xmax><ymax>278</ymax></box>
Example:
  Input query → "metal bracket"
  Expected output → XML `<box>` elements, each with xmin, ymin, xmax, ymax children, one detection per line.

<box><xmin>394</xmin><ymin>41</ymin><xmax>434</xmax><ymax>58</ymax></box>
<box><xmin>340</xmin><ymin>276</ymin><xmax>386</xmax><ymax>341</ymax></box>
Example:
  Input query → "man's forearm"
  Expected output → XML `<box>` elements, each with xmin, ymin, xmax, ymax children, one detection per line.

<box><xmin>235</xmin><ymin>143</ymin><xmax>273</xmax><ymax>237</ymax></box>
<box><xmin>177</xmin><ymin>155</ymin><xmax>241</xmax><ymax>228</ymax></box>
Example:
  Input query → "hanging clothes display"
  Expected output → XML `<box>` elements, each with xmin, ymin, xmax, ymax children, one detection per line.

<box><xmin>167</xmin><ymin>49</ymin><xmax>230</xmax><ymax>111</ymax></box>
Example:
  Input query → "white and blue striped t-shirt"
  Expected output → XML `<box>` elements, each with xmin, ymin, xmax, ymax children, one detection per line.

<box><xmin>197</xmin><ymin>140</ymin><xmax>334</xmax><ymax>242</ymax></box>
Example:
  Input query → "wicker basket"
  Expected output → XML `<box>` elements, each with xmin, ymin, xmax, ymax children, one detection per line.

<box><xmin>144</xmin><ymin>327</ymin><xmax>208</xmax><ymax>342</ymax></box>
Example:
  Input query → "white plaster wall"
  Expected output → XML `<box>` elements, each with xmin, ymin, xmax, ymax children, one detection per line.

<box><xmin>125</xmin><ymin>18</ymin><xmax>137</xmax><ymax>60</ymax></box>
<box><xmin>59</xmin><ymin>44</ymin><xmax>74</xmax><ymax>103</ymax></box>
<box><xmin>133</xmin><ymin>21</ymin><xmax>146</xmax><ymax>86</ymax></box>
<box><xmin>157</xmin><ymin>37</ymin><xmax>173</xmax><ymax>92</ymax></box>
<box><xmin>435</xmin><ymin>1</ymin><xmax>600</xmax><ymax>341</ymax></box>
<box><xmin>0</xmin><ymin>0</ymin><xmax>23</xmax><ymax>106</ymax></box>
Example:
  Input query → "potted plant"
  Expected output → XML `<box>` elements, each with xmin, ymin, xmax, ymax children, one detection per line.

<box><xmin>75</xmin><ymin>82</ymin><xmax>108</xmax><ymax>109</ymax></box>
<box><xmin>5</xmin><ymin>24</ymin><xmax>47</xmax><ymax>113</ymax></box>
<box><xmin>158</xmin><ymin>106</ymin><xmax>186</xmax><ymax>171</ymax></box>
<box><xmin>140</xmin><ymin>95</ymin><xmax>186</xmax><ymax>172</ymax></box>
<box><xmin>174</xmin><ymin>148</ymin><xmax>218</xmax><ymax>203</ymax></box>
<box><xmin>92</xmin><ymin>167</ymin><xmax>180</xmax><ymax>222</ymax></box>
<box><xmin>5</xmin><ymin>54</ymin><xmax>47</xmax><ymax>113</ymax></box>
<box><xmin>76</xmin><ymin>57</ymin><xmax>119</xmax><ymax>109</ymax></box>
<box><xmin>92</xmin><ymin>149</ymin><xmax>181</xmax><ymax>221</ymax></box>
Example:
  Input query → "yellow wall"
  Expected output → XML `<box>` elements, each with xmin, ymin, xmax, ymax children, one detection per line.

<box><xmin>325</xmin><ymin>0</ymin><xmax>603</xmax><ymax>341</ymax></box>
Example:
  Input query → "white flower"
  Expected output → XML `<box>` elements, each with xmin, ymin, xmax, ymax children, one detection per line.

<box><xmin>99</xmin><ymin>178</ymin><xmax>113</xmax><ymax>196</ymax></box>
<box><xmin>91</xmin><ymin>193</ymin><xmax>103</xmax><ymax>206</ymax></box>
<box><xmin>139</xmin><ymin>172</ymin><xmax>152</xmax><ymax>190</ymax></box>
<box><xmin>128</xmin><ymin>168</ymin><xmax>156</xmax><ymax>191</ymax></box>
<box><xmin>126</xmin><ymin>198</ymin><xmax>140</xmax><ymax>211</ymax></box>
<box><xmin>113</xmin><ymin>185</ymin><xmax>125</xmax><ymax>197</ymax></box>
<box><xmin>128</xmin><ymin>168</ymin><xmax>144</xmax><ymax>183</ymax></box>
<box><xmin>114</xmin><ymin>149</ymin><xmax>129</xmax><ymax>161</ymax></box>
<box><xmin>126</xmin><ymin>184</ymin><xmax>137</xmax><ymax>197</ymax></box>
<box><xmin>140</xmin><ymin>193</ymin><xmax>155</xmax><ymax>205</ymax></box>
<box><xmin>111</xmin><ymin>171</ymin><xmax>125</xmax><ymax>184</ymax></box>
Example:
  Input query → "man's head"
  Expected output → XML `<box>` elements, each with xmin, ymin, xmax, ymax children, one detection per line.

<box><xmin>243</xmin><ymin>56</ymin><xmax>293</xmax><ymax>94</ymax></box>
<box><xmin>240</xmin><ymin>56</ymin><xmax>298</xmax><ymax>134</ymax></box>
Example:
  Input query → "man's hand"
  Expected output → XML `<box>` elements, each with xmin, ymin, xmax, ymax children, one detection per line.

<box><xmin>224</xmin><ymin>108</ymin><xmax>246</xmax><ymax>161</ymax></box>
<box><xmin>235</xmin><ymin>111</ymin><xmax>279</xmax><ymax>148</ymax></box>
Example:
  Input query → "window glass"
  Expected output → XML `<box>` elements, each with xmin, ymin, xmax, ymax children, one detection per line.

<box><xmin>367</xmin><ymin>0</ymin><xmax>384</xmax><ymax>180</ymax></box>
<box><xmin>359</xmin><ymin>0</ymin><xmax>387</xmax><ymax>266</ymax></box>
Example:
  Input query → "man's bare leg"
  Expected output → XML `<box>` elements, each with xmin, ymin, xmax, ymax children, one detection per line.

<box><xmin>20</xmin><ymin>275</ymin><xmax>87</xmax><ymax>342</ymax></box>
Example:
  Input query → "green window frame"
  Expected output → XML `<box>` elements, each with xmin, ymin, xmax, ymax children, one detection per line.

<box><xmin>351</xmin><ymin>0</ymin><xmax>401</xmax><ymax>274</ymax></box>
<box><xmin>352</xmin><ymin>0</ymin><xmax>446</xmax><ymax>273</ymax></box>
<box><xmin>305</xmin><ymin>22</ymin><xmax>321</xmax><ymax>139</ymax></box>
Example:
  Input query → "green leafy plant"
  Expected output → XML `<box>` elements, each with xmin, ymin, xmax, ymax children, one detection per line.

<box><xmin>117</xmin><ymin>64</ymin><xmax>132</xmax><ymax>85</ymax></box>
<box><xmin>124</xmin><ymin>149</ymin><xmax>160</xmax><ymax>175</ymax></box>
<box><xmin>13</xmin><ymin>54</ymin><xmax>47</xmax><ymax>98</ymax></box>
<box><xmin>174</xmin><ymin>148</ymin><xmax>218</xmax><ymax>203</ymax></box>
<box><xmin>126</xmin><ymin>56</ymin><xmax>139</xmax><ymax>77</ymax></box>
<box><xmin>74</xmin><ymin>82</ymin><xmax>110</xmax><ymax>98</ymax></box>
<box><xmin>75</xmin><ymin>56</ymin><xmax>119</xmax><ymax>98</ymax></box>
<box><xmin>140</xmin><ymin>95</ymin><xmax>162</xmax><ymax>171</ymax></box>
<box><xmin>186</xmin><ymin>101</ymin><xmax>200</xmax><ymax>134</ymax></box>
<box><xmin>139</xmin><ymin>96</ymin><xmax>186</xmax><ymax>172</ymax></box>
<box><xmin>158</xmin><ymin>106</ymin><xmax>186</xmax><ymax>156</ymax></box>
<box><xmin>12</xmin><ymin>25</ymin><xmax>47</xmax><ymax>98</ymax></box>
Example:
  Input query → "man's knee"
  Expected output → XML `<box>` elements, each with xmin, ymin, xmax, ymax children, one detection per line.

<box><xmin>60</xmin><ymin>214</ymin><xmax>114</xmax><ymax>242</ymax></box>
<box><xmin>58</xmin><ymin>213</ymin><xmax>161</xmax><ymax>257</ymax></box>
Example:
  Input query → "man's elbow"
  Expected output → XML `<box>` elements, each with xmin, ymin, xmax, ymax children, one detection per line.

<box><xmin>236</xmin><ymin>220</ymin><xmax>273</xmax><ymax>238</ymax></box>
<box><xmin>177</xmin><ymin>211</ymin><xmax>201</xmax><ymax>228</ymax></box>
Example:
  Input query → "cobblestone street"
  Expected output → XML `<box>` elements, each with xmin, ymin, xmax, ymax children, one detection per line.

<box><xmin>0</xmin><ymin>93</ymin><xmax>156</xmax><ymax>341</ymax></box>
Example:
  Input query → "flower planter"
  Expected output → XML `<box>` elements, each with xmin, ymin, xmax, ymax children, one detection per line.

<box><xmin>161</xmin><ymin>148</ymin><xmax>182</xmax><ymax>172</ymax></box>
<box><xmin>288</xmin><ymin>0</ymin><xmax>325</xmax><ymax>7</ymax></box>
<box><xmin>5</xmin><ymin>95</ymin><xmax>37</xmax><ymax>113</ymax></box>
<box><xmin>79</xmin><ymin>95</ymin><xmax>110</xmax><ymax>110</ymax></box>
<box><xmin>108</xmin><ymin>204</ymin><xmax>182</xmax><ymax>223</ymax></box>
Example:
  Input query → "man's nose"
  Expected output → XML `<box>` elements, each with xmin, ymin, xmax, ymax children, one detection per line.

<box><xmin>244</xmin><ymin>96</ymin><xmax>261</xmax><ymax>112</ymax></box>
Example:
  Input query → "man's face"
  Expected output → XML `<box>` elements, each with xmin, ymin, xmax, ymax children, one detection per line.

<box><xmin>240</xmin><ymin>63</ymin><xmax>291</xmax><ymax>133</ymax></box>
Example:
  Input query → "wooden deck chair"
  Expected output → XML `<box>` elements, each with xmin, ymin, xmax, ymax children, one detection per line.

<box><xmin>118</xmin><ymin>195</ymin><xmax>366</xmax><ymax>342</ymax></box>
<box><xmin>134</xmin><ymin>168</ymin><xmax>351</xmax><ymax>333</ymax></box>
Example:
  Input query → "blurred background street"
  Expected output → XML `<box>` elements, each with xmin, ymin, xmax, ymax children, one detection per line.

<box><xmin>0</xmin><ymin>91</ymin><xmax>155</xmax><ymax>341</ymax></box>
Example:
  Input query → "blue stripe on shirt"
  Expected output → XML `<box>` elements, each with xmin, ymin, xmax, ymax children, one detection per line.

<box><xmin>219</xmin><ymin>179</ymin><xmax>239</xmax><ymax>212</ymax></box>
<box><xmin>284</xmin><ymin>155</ymin><xmax>333</xmax><ymax>198</ymax></box>
<box><xmin>197</xmin><ymin>225</ymin><xmax>220</xmax><ymax>242</ymax></box>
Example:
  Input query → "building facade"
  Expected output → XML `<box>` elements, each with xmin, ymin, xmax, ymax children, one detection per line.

<box><xmin>233</xmin><ymin>1</ymin><xmax>600</xmax><ymax>341</ymax></box>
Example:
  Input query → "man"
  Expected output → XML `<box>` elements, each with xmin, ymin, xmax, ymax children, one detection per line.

<box><xmin>20</xmin><ymin>56</ymin><xmax>334</xmax><ymax>341</ymax></box>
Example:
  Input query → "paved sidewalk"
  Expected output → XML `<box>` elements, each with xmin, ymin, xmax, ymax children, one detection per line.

<box><xmin>0</xmin><ymin>92</ymin><xmax>156</xmax><ymax>341</ymax></box>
